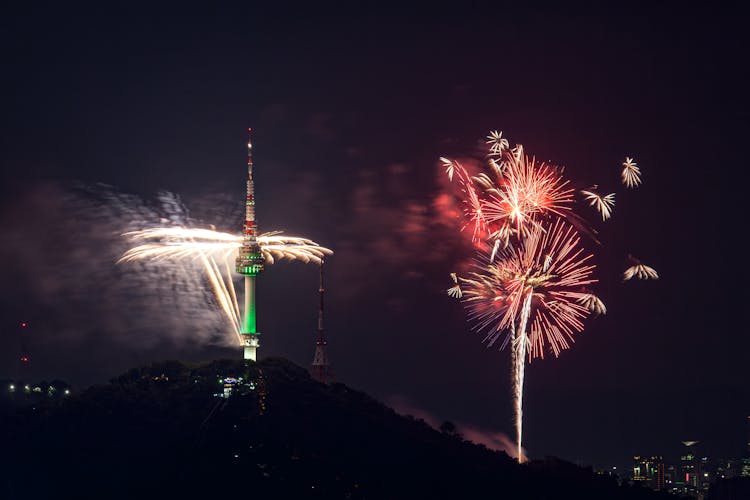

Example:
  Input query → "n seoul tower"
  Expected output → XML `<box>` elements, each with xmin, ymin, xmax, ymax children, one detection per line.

<box><xmin>235</xmin><ymin>128</ymin><xmax>266</xmax><ymax>361</ymax></box>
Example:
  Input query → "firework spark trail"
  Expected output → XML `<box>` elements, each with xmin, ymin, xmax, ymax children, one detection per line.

<box><xmin>512</xmin><ymin>290</ymin><xmax>533</xmax><ymax>462</ymax></box>
<box><xmin>224</xmin><ymin>257</ymin><xmax>242</xmax><ymax>323</ymax></box>
<box><xmin>198</xmin><ymin>249</ymin><xmax>242</xmax><ymax>342</ymax></box>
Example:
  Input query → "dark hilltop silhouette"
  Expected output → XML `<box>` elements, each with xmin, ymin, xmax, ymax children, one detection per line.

<box><xmin>2</xmin><ymin>358</ymin><xmax>677</xmax><ymax>499</ymax></box>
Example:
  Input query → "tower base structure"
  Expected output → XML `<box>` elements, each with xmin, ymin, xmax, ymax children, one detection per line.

<box><xmin>243</xmin><ymin>334</ymin><xmax>260</xmax><ymax>361</ymax></box>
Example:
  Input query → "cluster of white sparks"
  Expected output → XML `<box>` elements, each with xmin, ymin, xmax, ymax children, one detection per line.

<box><xmin>443</xmin><ymin>130</ymin><xmax>658</xmax><ymax>462</ymax></box>
<box><xmin>118</xmin><ymin>226</ymin><xmax>332</xmax><ymax>342</ymax></box>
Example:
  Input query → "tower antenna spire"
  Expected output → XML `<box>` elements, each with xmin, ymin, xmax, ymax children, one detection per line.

<box><xmin>311</xmin><ymin>261</ymin><xmax>332</xmax><ymax>383</ymax></box>
<box><xmin>235</xmin><ymin>128</ymin><xmax>266</xmax><ymax>361</ymax></box>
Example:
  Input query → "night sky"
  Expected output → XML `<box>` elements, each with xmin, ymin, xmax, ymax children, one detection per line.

<box><xmin>1</xmin><ymin>4</ymin><xmax>747</xmax><ymax>469</ymax></box>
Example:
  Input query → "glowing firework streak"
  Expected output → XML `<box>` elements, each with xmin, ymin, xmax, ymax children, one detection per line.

<box><xmin>454</xmin><ymin>219</ymin><xmax>600</xmax><ymax>461</ymax></box>
<box><xmin>118</xmin><ymin>227</ymin><xmax>332</xmax><ymax>341</ymax></box>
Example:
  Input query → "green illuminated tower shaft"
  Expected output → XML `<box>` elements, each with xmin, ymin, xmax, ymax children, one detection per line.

<box><xmin>235</xmin><ymin>129</ymin><xmax>265</xmax><ymax>361</ymax></box>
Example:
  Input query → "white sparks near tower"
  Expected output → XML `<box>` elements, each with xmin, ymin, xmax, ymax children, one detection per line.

<box><xmin>118</xmin><ymin>129</ymin><xmax>333</xmax><ymax>359</ymax></box>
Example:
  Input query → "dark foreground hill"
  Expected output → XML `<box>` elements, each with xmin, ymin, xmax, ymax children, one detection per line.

<box><xmin>1</xmin><ymin>358</ymin><xmax>670</xmax><ymax>500</ymax></box>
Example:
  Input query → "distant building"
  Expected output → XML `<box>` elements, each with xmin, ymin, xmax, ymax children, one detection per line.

<box><xmin>676</xmin><ymin>441</ymin><xmax>700</xmax><ymax>497</ymax></box>
<box><xmin>699</xmin><ymin>456</ymin><xmax>712</xmax><ymax>493</ymax></box>
<box><xmin>632</xmin><ymin>455</ymin><xmax>664</xmax><ymax>491</ymax></box>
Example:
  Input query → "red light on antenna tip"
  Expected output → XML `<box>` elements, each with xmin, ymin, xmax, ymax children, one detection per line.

<box><xmin>21</xmin><ymin>322</ymin><xmax>27</xmax><ymax>327</ymax></box>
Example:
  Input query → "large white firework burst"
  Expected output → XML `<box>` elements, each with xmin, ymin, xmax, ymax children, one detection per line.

<box><xmin>119</xmin><ymin>227</ymin><xmax>332</xmax><ymax>265</ymax></box>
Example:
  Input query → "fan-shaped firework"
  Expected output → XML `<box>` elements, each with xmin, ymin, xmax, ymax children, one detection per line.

<box><xmin>621</xmin><ymin>157</ymin><xmax>642</xmax><ymax>188</ymax></box>
<box><xmin>580</xmin><ymin>188</ymin><xmax>615</xmax><ymax>221</ymax></box>
<box><xmin>447</xmin><ymin>272</ymin><xmax>462</xmax><ymax>298</ymax></box>
<box><xmin>623</xmin><ymin>263</ymin><xmax>658</xmax><ymax>281</ymax></box>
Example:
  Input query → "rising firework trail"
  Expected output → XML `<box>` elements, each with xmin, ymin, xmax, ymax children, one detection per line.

<box><xmin>118</xmin><ymin>130</ymin><xmax>332</xmax><ymax>358</ymax></box>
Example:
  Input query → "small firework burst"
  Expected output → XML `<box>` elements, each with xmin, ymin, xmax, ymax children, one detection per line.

<box><xmin>440</xmin><ymin>156</ymin><xmax>456</xmax><ymax>182</ymax></box>
<box><xmin>580</xmin><ymin>188</ymin><xmax>615</xmax><ymax>221</ymax></box>
<box><xmin>623</xmin><ymin>264</ymin><xmax>659</xmax><ymax>281</ymax></box>
<box><xmin>623</xmin><ymin>254</ymin><xmax>658</xmax><ymax>281</ymax></box>
<box><xmin>447</xmin><ymin>272</ymin><xmax>463</xmax><ymax>298</ymax></box>
<box><xmin>486</xmin><ymin>130</ymin><xmax>509</xmax><ymax>156</ymax></box>
<box><xmin>621</xmin><ymin>157</ymin><xmax>642</xmax><ymax>188</ymax></box>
